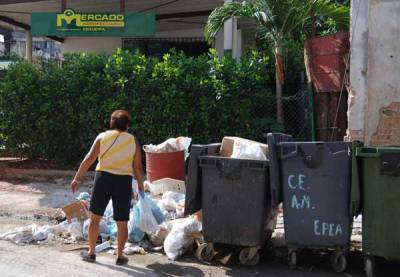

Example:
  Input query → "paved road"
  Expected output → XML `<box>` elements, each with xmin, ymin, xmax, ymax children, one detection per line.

<box><xmin>0</xmin><ymin>176</ymin><xmax>399</xmax><ymax>277</ymax></box>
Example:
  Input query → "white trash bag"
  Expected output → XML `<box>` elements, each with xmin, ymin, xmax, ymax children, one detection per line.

<box><xmin>164</xmin><ymin>217</ymin><xmax>202</xmax><ymax>260</ymax></box>
<box><xmin>231</xmin><ymin>140</ymin><xmax>267</xmax><ymax>160</ymax></box>
<box><xmin>138</xmin><ymin>193</ymin><xmax>159</xmax><ymax>234</ymax></box>
<box><xmin>68</xmin><ymin>219</ymin><xmax>84</xmax><ymax>241</ymax></box>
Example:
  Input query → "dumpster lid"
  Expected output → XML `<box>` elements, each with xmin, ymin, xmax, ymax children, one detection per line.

<box><xmin>356</xmin><ymin>146</ymin><xmax>400</xmax><ymax>157</ymax></box>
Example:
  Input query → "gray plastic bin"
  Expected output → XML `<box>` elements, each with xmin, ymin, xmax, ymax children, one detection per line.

<box><xmin>267</xmin><ymin>134</ymin><xmax>354</xmax><ymax>272</ymax></box>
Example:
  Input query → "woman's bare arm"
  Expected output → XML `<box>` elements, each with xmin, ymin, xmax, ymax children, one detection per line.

<box><xmin>133</xmin><ymin>138</ymin><xmax>145</xmax><ymax>192</ymax></box>
<box><xmin>70</xmin><ymin>138</ymin><xmax>100</xmax><ymax>193</ymax></box>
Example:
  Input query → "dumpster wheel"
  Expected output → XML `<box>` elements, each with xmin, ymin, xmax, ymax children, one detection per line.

<box><xmin>364</xmin><ymin>255</ymin><xmax>375</xmax><ymax>277</ymax></box>
<box><xmin>288</xmin><ymin>251</ymin><xmax>297</xmax><ymax>269</ymax></box>
<box><xmin>239</xmin><ymin>247</ymin><xmax>260</xmax><ymax>266</ymax></box>
<box><xmin>331</xmin><ymin>250</ymin><xmax>347</xmax><ymax>273</ymax></box>
<box><xmin>196</xmin><ymin>243</ymin><xmax>215</xmax><ymax>263</ymax></box>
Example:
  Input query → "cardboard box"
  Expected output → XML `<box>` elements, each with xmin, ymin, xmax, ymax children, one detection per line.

<box><xmin>219</xmin><ymin>136</ymin><xmax>268</xmax><ymax>157</ymax></box>
<box><xmin>62</xmin><ymin>200</ymin><xmax>90</xmax><ymax>222</ymax></box>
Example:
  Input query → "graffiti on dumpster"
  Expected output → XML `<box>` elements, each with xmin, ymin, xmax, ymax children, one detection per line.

<box><xmin>288</xmin><ymin>174</ymin><xmax>314</xmax><ymax>210</ymax></box>
<box><xmin>288</xmin><ymin>173</ymin><xmax>343</xmax><ymax>237</ymax></box>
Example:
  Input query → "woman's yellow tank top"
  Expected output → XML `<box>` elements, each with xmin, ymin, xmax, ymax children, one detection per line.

<box><xmin>95</xmin><ymin>130</ymin><xmax>136</xmax><ymax>176</ymax></box>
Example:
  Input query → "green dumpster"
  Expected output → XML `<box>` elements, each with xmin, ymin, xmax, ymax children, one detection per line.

<box><xmin>355</xmin><ymin>146</ymin><xmax>400</xmax><ymax>277</ymax></box>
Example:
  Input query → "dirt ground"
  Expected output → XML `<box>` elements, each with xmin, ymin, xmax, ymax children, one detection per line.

<box><xmin>0</xmin><ymin>172</ymin><xmax>399</xmax><ymax>277</ymax></box>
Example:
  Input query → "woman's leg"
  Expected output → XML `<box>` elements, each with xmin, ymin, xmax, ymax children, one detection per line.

<box><xmin>116</xmin><ymin>221</ymin><xmax>128</xmax><ymax>258</ymax></box>
<box><xmin>88</xmin><ymin>214</ymin><xmax>102</xmax><ymax>255</ymax></box>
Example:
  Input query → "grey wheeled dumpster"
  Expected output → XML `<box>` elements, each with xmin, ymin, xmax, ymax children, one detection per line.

<box><xmin>185</xmin><ymin>134</ymin><xmax>291</xmax><ymax>266</ymax></box>
<box><xmin>267</xmin><ymin>134</ymin><xmax>357</xmax><ymax>273</ymax></box>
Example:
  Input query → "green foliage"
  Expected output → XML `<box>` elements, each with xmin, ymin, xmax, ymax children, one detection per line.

<box><xmin>206</xmin><ymin>0</ymin><xmax>350</xmax><ymax>47</ymax></box>
<box><xmin>0</xmin><ymin>50</ymin><xmax>283</xmax><ymax>164</ymax></box>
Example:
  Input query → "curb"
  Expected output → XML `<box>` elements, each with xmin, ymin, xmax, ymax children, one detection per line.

<box><xmin>1</xmin><ymin>167</ymin><xmax>95</xmax><ymax>179</ymax></box>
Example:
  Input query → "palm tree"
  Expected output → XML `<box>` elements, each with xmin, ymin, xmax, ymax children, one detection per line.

<box><xmin>205</xmin><ymin>0</ymin><xmax>349</xmax><ymax>123</ymax></box>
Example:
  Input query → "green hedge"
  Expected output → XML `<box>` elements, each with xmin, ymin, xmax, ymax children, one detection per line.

<box><xmin>0</xmin><ymin>49</ymin><xmax>281</xmax><ymax>164</ymax></box>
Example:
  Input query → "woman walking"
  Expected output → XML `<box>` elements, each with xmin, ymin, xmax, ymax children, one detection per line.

<box><xmin>70</xmin><ymin>110</ymin><xmax>144</xmax><ymax>265</ymax></box>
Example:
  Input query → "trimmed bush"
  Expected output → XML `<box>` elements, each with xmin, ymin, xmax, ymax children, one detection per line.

<box><xmin>0</xmin><ymin>49</ymin><xmax>280</xmax><ymax>164</ymax></box>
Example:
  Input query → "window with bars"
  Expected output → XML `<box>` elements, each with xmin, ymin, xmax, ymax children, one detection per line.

<box><xmin>122</xmin><ymin>37</ymin><xmax>209</xmax><ymax>58</ymax></box>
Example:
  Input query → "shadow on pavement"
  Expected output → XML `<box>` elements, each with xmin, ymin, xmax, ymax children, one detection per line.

<box><xmin>96</xmin><ymin>261</ymin><xmax>205</xmax><ymax>277</ymax></box>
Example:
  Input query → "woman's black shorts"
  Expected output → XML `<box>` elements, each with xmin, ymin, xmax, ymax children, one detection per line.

<box><xmin>90</xmin><ymin>171</ymin><xmax>132</xmax><ymax>221</ymax></box>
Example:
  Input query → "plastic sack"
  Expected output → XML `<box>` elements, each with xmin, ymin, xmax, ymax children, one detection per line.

<box><xmin>164</xmin><ymin>217</ymin><xmax>202</xmax><ymax>260</ymax></box>
<box><xmin>138</xmin><ymin>193</ymin><xmax>159</xmax><ymax>234</ymax></box>
<box><xmin>68</xmin><ymin>219</ymin><xmax>83</xmax><ymax>241</ymax></box>
<box><xmin>144</xmin><ymin>194</ymin><xmax>165</xmax><ymax>224</ymax></box>
<box><xmin>83</xmin><ymin>219</ymin><xmax>108</xmax><ymax>240</ymax></box>
<box><xmin>128</xmin><ymin>205</ymin><xmax>145</xmax><ymax>242</ymax></box>
<box><xmin>161</xmin><ymin>191</ymin><xmax>185</xmax><ymax>211</ymax></box>
<box><xmin>231</xmin><ymin>140</ymin><xmax>267</xmax><ymax>160</ymax></box>
<box><xmin>76</xmin><ymin>192</ymin><xmax>90</xmax><ymax>201</ymax></box>
<box><xmin>143</xmin><ymin>137</ymin><xmax>192</xmax><ymax>158</ymax></box>
<box><xmin>103</xmin><ymin>200</ymin><xmax>113</xmax><ymax>219</ymax></box>
<box><xmin>0</xmin><ymin>224</ymin><xmax>54</xmax><ymax>245</ymax></box>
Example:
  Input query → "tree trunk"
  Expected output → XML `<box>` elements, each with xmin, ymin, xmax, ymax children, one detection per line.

<box><xmin>275</xmin><ymin>45</ymin><xmax>284</xmax><ymax>124</ymax></box>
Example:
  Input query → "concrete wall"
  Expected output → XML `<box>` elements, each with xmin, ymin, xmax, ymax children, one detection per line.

<box><xmin>347</xmin><ymin>0</ymin><xmax>369</xmax><ymax>141</ymax></box>
<box><xmin>347</xmin><ymin>0</ymin><xmax>400</xmax><ymax>146</ymax></box>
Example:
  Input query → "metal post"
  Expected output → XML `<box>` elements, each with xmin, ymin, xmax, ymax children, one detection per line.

<box><xmin>61</xmin><ymin>0</ymin><xmax>66</xmax><ymax>11</ymax></box>
<box><xmin>309</xmin><ymin>83</ymin><xmax>316</xmax><ymax>141</ymax></box>
<box><xmin>25</xmin><ymin>31</ymin><xmax>32</xmax><ymax>63</ymax></box>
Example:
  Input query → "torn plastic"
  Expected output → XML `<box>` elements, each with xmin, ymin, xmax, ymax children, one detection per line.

<box><xmin>123</xmin><ymin>245</ymin><xmax>146</xmax><ymax>255</ymax></box>
<box><xmin>231</xmin><ymin>139</ymin><xmax>267</xmax><ymax>160</ymax></box>
<box><xmin>164</xmin><ymin>217</ymin><xmax>202</xmax><ymax>260</ymax></box>
<box><xmin>0</xmin><ymin>224</ymin><xmax>53</xmax><ymax>245</ymax></box>
<box><xmin>68</xmin><ymin>219</ymin><xmax>84</xmax><ymax>241</ymax></box>
<box><xmin>143</xmin><ymin>137</ymin><xmax>192</xmax><ymax>159</ymax></box>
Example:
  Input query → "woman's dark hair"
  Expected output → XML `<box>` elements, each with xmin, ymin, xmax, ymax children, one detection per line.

<box><xmin>110</xmin><ymin>110</ymin><xmax>132</xmax><ymax>131</ymax></box>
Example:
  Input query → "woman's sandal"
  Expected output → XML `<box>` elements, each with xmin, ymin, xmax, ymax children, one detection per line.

<box><xmin>80</xmin><ymin>251</ymin><xmax>96</xmax><ymax>263</ymax></box>
<box><xmin>116</xmin><ymin>255</ymin><xmax>129</xmax><ymax>265</ymax></box>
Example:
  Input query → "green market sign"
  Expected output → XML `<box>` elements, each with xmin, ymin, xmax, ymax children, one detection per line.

<box><xmin>31</xmin><ymin>9</ymin><xmax>155</xmax><ymax>37</ymax></box>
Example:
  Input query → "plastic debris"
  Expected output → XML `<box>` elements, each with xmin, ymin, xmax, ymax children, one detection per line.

<box><xmin>161</xmin><ymin>191</ymin><xmax>185</xmax><ymax>211</ymax></box>
<box><xmin>0</xmin><ymin>224</ymin><xmax>53</xmax><ymax>245</ymax></box>
<box><xmin>128</xmin><ymin>204</ymin><xmax>145</xmax><ymax>242</ymax></box>
<box><xmin>143</xmin><ymin>137</ymin><xmax>192</xmax><ymax>159</ymax></box>
<box><xmin>68</xmin><ymin>219</ymin><xmax>84</xmax><ymax>241</ymax></box>
<box><xmin>164</xmin><ymin>216</ymin><xmax>202</xmax><ymax>260</ymax></box>
<box><xmin>76</xmin><ymin>192</ymin><xmax>90</xmax><ymax>201</ymax></box>
<box><xmin>82</xmin><ymin>219</ymin><xmax>108</xmax><ymax>240</ymax></box>
<box><xmin>146</xmin><ymin>178</ymin><xmax>186</xmax><ymax>196</ymax></box>
<box><xmin>231</xmin><ymin>139</ymin><xmax>267</xmax><ymax>160</ymax></box>
<box><xmin>123</xmin><ymin>245</ymin><xmax>146</xmax><ymax>255</ymax></box>
<box><xmin>95</xmin><ymin>240</ymin><xmax>112</xmax><ymax>253</ymax></box>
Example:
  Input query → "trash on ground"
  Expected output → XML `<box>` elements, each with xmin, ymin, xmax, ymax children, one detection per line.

<box><xmin>123</xmin><ymin>245</ymin><xmax>146</xmax><ymax>255</ymax></box>
<box><xmin>76</xmin><ymin>192</ymin><xmax>90</xmax><ymax>201</ymax></box>
<box><xmin>62</xmin><ymin>200</ymin><xmax>90</xmax><ymax>222</ymax></box>
<box><xmin>146</xmin><ymin>178</ymin><xmax>186</xmax><ymax>196</ymax></box>
<box><xmin>68</xmin><ymin>218</ymin><xmax>84</xmax><ymax>241</ymax></box>
<box><xmin>0</xmin><ymin>223</ymin><xmax>56</xmax><ymax>245</ymax></box>
<box><xmin>164</xmin><ymin>216</ymin><xmax>202</xmax><ymax>261</ymax></box>
<box><xmin>83</xmin><ymin>218</ymin><xmax>108</xmax><ymax>240</ymax></box>
<box><xmin>95</xmin><ymin>240</ymin><xmax>112</xmax><ymax>253</ymax></box>
<box><xmin>138</xmin><ymin>193</ymin><xmax>160</xmax><ymax>234</ymax></box>
<box><xmin>149</xmin><ymin>222</ymin><xmax>173</xmax><ymax>247</ymax></box>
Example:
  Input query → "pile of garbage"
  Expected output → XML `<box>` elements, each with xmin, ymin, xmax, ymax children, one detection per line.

<box><xmin>0</xmin><ymin>177</ymin><xmax>201</xmax><ymax>261</ymax></box>
<box><xmin>0</xmin><ymin>136</ymin><xmax>267</xmax><ymax>260</ymax></box>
